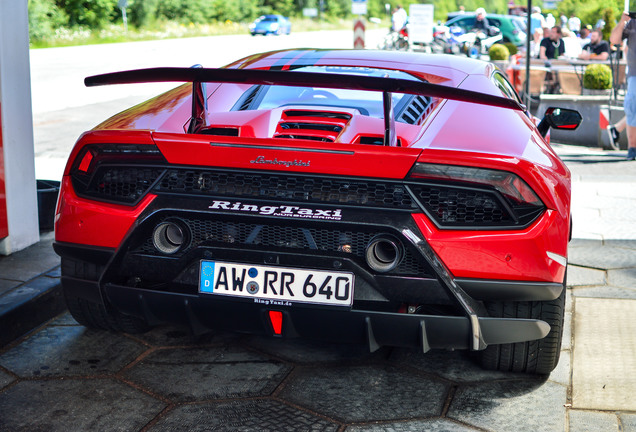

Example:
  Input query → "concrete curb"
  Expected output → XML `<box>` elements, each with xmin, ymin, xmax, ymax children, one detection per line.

<box><xmin>0</xmin><ymin>272</ymin><xmax>65</xmax><ymax>348</ymax></box>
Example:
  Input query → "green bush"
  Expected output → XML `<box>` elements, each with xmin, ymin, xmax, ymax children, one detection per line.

<box><xmin>503</xmin><ymin>42</ymin><xmax>517</xmax><ymax>56</ymax></box>
<box><xmin>583</xmin><ymin>63</ymin><xmax>612</xmax><ymax>89</ymax></box>
<box><xmin>57</xmin><ymin>0</ymin><xmax>118</xmax><ymax>29</ymax></box>
<box><xmin>488</xmin><ymin>43</ymin><xmax>509</xmax><ymax>60</ymax></box>
<box><xmin>28</xmin><ymin>0</ymin><xmax>68</xmax><ymax>40</ymax></box>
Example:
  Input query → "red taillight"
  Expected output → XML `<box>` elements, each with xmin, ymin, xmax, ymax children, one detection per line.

<box><xmin>78</xmin><ymin>150</ymin><xmax>94</xmax><ymax>172</ymax></box>
<box><xmin>269</xmin><ymin>310</ymin><xmax>283</xmax><ymax>335</ymax></box>
<box><xmin>69</xmin><ymin>144</ymin><xmax>166</xmax><ymax>205</ymax></box>
<box><xmin>409</xmin><ymin>163</ymin><xmax>542</xmax><ymax>206</ymax></box>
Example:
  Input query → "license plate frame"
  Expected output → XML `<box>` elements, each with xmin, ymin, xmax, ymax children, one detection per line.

<box><xmin>199</xmin><ymin>260</ymin><xmax>354</xmax><ymax>307</ymax></box>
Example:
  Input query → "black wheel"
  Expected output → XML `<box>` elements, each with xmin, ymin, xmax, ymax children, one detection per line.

<box><xmin>61</xmin><ymin>257</ymin><xmax>150</xmax><ymax>334</ymax></box>
<box><xmin>479</xmin><ymin>274</ymin><xmax>566</xmax><ymax>375</ymax></box>
<box><xmin>396</xmin><ymin>36</ymin><xmax>409</xmax><ymax>51</ymax></box>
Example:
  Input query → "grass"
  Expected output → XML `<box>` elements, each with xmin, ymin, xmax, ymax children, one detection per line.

<box><xmin>30</xmin><ymin>18</ymin><xmax>387</xmax><ymax>49</ymax></box>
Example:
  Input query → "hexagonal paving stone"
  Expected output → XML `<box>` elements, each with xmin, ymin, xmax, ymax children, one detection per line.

<box><xmin>567</xmin><ymin>265</ymin><xmax>606</xmax><ymax>287</ymax></box>
<box><xmin>279</xmin><ymin>365</ymin><xmax>447</xmax><ymax>423</ymax></box>
<box><xmin>245</xmin><ymin>335</ymin><xmax>382</xmax><ymax>364</ymax></box>
<box><xmin>133</xmin><ymin>325</ymin><xmax>240</xmax><ymax>347</ymax></box>
<box><xmin>568</xmin><ymin>246</ymin><xmax>636</xmax><ymax>270</ymax></box>
<box><xmin>569</xmin><ymin>410</ymin><xmax>619</xmax><ymax>431</ymax></box>
<box><xmin>448</xmin><ymin>380</ymin><xmax>566</xmax><ymax>432</ymax></box>
<box><xmin>345</xmin><ymin>418</ymin><xmax>479</xmax><ymax>431</ymax></box>
<box><xmin>0</xmin><ymin>369</ymin><xmax>14</xmax><ymax>390</ymax></box>
<box><xmin>0</xmin><ymin>326</ymin><xmax>147</xmax><ymax>377</ymax></box>
<box><xmin>149</xmin><ymin>399</ymin><xmax>337</xmax><ymax>431</ymax></box>
<box><xmin>123</xmin><ymin>345</ymin><xmax>291</xmax><ymax>402</ymax></box>
<box><xmin>0</xmin><ymin>378</ymin><xmax>165</xmax><ymax>432</ymax></box>
<box><xmin>48</xmin><ymin>311</ymin><xmax>80</xmax><ymax>326</ymax></box>
<box><xmin>607</xmin><ymin>268</ymin><xmax>636</xmax><ymax>290</ymax></box>
<box><xmin>388</xmin><ymin>349</ymin><xmax>527</xmax><ymax>383</ymax></box>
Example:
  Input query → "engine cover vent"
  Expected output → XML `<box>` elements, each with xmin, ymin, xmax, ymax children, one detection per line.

<box><xmin>275</xmin><ymin>109</ymin><xmax>351</xmax><ymax>142</ymax></box>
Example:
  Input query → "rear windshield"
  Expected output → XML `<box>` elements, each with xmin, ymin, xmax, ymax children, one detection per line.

<box><xmin>233</xmin><ymin>66</ymin><xmax>435</xmax><ymax>123</ymax></box>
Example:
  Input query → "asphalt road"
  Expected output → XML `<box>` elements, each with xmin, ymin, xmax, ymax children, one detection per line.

<box><xmin>31</xmin><ymin>28</ymin><xmax>386</xmax><ymax>181</ymax></box>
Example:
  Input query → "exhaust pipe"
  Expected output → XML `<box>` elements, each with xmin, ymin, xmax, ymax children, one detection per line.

<box><xmin>152</xmin><ymin>220</ymin><xmax>189</xmax><ymax>254</ymax></box>
<box><xmin>365</xmin><ymin>235</ymin><xmax>403</xmax><ymax>272</ymax></box>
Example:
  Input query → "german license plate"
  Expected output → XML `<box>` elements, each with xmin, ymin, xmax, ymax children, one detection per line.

<box><xmin>199</xmin><ymin>261</ymin><xmax>354</xmax><ymax>307</ymax></box>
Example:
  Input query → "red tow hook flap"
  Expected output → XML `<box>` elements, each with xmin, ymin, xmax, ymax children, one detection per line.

<box><xmin>269</xmin><ymin>311</ymin><xmax>283</xmax><ymax>335</ymax></box>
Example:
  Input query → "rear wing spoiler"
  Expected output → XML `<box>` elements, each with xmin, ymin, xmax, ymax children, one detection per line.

<box><xmin>85</xmin><ymin>67</ymin><xmax>525</xmax><ymax>145</ymax></box>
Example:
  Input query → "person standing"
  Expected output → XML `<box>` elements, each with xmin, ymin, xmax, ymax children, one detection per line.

<box><xmin>579</xmin><ymin>29</ymin><xmax>610</xmax><ymax>60</ymax></box>
<box><xmin>530</xmin><ymin>7</ymin><xmax>546</xmax><ymax>34</ymax></box>
<box><xmin>546</xmin><ymin>13</ymin><xmax>556</xmax><ymax>28</ymax></box>
<box><xmin>391</xmin><ymin>5</ymin><xmax>407</xmax><ymax>32</ymax></box>
<box><xmin>610</xmin><ymin>12</ymin><xmax>636</xmax><ymax>160</ymax></box>
<box><xmin>568</xmin><ymin>14</ymin><xmax>581</xmax><ymax>34</ymax></box>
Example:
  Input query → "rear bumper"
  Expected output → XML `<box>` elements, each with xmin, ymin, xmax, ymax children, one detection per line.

<box><xmin>55</xmin><ymin>228</ymin><xmax>560</xmax><ymax>352</ymax></box>
<box><xmin>60</xmin><ymin>274</ymin><xmax>550</xmax><ymax>352</ymax></box>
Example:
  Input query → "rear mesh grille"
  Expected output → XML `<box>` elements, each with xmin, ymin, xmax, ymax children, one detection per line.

<box><xmin>134</xmin><ymin>216</ymin><xmax>429</xmax><ymax>276</ymax></box>
<box><xmin>154</xmin><ymin>169</ymin><xmax>417</xmax><ymax>210</ymax></box>
<box><xmin>73</xmin><ymin>166</ymin><xmax>165</xmax><ymax>204</ymax></box>
<box><xmin>410</xmin><ymin>184</ymin><xmax>512</xmax><ymax>226</ymax></box>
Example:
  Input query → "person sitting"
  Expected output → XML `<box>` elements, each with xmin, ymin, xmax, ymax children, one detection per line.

<box><xmin>562</xmin><ymin>28</ymin><xmax>582</xmax><ymax>58</ymax></box>
<box><xmin>578</xmin><ymin>25</ymin><xmax>592</xmax><ymax>48</ymax></box>
<box><xmin>530</xmin><ymin>28</ymin><xmax>544</xmax><ymax>58</ymax></box>
<box><xmin>539</xmin><ymin>26</ymin><xmax>565</xmax><ymax>59</ymax></box>
<box><xmin>578</xmin><ymin>29</ymin><xmax>610</xmax><ymax>60</ymax></box>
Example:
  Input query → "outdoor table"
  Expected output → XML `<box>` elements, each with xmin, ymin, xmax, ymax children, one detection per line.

<box><xmin>566</xmin><ymin>58</ymin><xmax>626</xmax><ymax>93</ymax></box>
<box><xmin>512</xmin><ymin>59</ymin><xmax>625</xmax><ymax>95</ymax></box>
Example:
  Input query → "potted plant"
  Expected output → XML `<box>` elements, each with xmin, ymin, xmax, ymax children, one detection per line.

<box><xmin>582</xmin><ymin>63</ymin><xmax>613</xmax><ymax>95</ymax></box>
<box><xmin>503</xmin><ymin>42</ymin><xmax>518</xmax><ymax>57</ymax></box>
<box><xmin>488</xmin><ymin>43</ymin><xmax>510</xmax><ymax>72</ymax></box>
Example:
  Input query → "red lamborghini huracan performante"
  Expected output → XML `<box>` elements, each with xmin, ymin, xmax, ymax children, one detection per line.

<box><xmin>54</xmin><ymin>49</ymin><xmax>581</xmax><ymax>374</ymax></box>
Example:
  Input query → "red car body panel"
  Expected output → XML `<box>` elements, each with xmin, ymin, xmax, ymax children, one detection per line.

<box><xmin>55</xmin><ymin>176</ymin><xmax>156</xmax><ymax>248</ymax></box>
<box><xmin>414</xmin><ymin>210</ymin><xmax>567</xmax><ymax>282</ymax></box>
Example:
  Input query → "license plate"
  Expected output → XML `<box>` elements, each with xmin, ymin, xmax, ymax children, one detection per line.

<box><xmin>199</xmin><ymin>261</ymin><xmax>354</xmax><ymax>307</ymax></box>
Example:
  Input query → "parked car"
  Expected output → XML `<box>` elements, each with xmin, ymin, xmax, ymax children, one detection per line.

<box><xmin>445</xmin><ymin>13</ymin><xmax>527</xmax><ymax>46</ymax></box>
<box><xmin>54</xmin><ymin>50</ymin><xmax>581</xmax><ymax>375</ymax></box>
<box><xmin>249</xmin><ymin>14</ymin><xmax>291</xmax><ymax>36</ymax></box>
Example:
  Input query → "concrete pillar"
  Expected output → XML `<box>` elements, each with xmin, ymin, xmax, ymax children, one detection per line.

<box><xmin>0</xmin><ymin>0</ymin><xmax>39</xmax><ymax>254</ymax></box>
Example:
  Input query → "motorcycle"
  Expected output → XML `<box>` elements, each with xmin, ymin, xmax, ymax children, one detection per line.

<box><xmin>459</xmin><ymin>26</ymin><xmax>503</xmax><ymax>58</ymax></box>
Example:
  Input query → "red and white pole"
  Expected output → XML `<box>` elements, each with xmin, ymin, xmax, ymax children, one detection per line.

<box><xmin>354</xmin><ymin>18</ymin><xmax>365</xmax><ymax>49</ymax></box>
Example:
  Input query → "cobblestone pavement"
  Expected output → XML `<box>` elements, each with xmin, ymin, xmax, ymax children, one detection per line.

<box><xmin>1</xmin><ymin>145</ymin><xmax>635</xmax><ymax>431</ymax></box>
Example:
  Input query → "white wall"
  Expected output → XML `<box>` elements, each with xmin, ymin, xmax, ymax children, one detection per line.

<box><xmin>0</xmin><ymin>0</ymin><xmax>39</xmax><ymax>255</ymax></box>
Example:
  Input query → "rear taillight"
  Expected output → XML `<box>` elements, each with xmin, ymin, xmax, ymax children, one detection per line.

<box><xmin>70</xmin><ymin>144</ymin><xmax>166</xmax><ymax>205</ymax></box>
<box><xmin>408</xmin><ymin>163</ymin><xmax>545</xmax><ymax>228</ymax></box>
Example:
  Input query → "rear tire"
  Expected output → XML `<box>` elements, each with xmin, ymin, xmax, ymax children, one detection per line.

<box><xmin>61</xmin><ymin>257</ymin><xmax>150</xmax><ymax>334</ymax></box>
<box><xmin>64</xmin><ymin>290</ymin><xmax>150</xmax><ymax>334</ymax></box>
<box><xmin>479</xmin><ymin>275</ymin><xmax>566</xmax><ymax>375</ymax></box>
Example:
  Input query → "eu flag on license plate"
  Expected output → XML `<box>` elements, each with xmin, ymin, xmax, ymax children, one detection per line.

<box><xmin>200</xmin><ymin>261</ymin><xmax>215</xmax><ymax>293</ymax></box>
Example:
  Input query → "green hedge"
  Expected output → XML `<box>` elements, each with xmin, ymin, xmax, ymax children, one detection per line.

<box><xmin>29</xmin><ymin>0</ymin><xmax>625</xmax><ymax>44</ymax></box>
